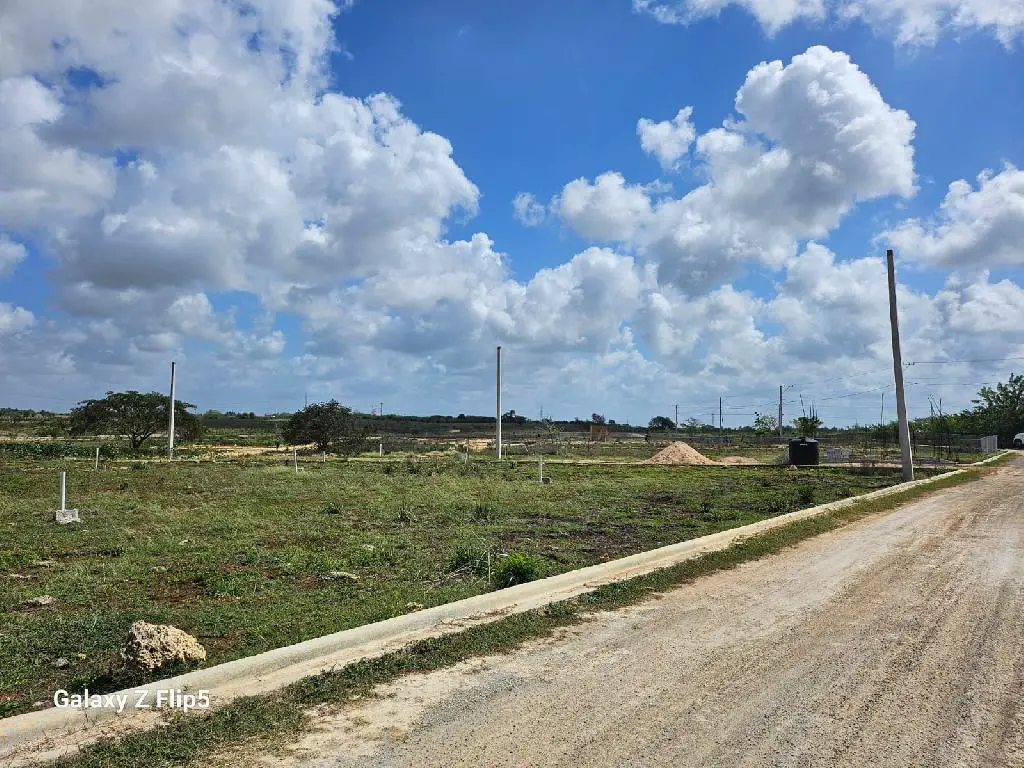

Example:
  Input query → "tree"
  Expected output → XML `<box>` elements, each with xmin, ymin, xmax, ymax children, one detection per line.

<box><xmin>69</xmin><ymin>391</ymin><xmax>200</xmax><ymax>451</ymax></box>
<box><xmin>966</xmin><ymin>372</ymin><xmax>1024</xmax><ymax>442</ymax></box>
<box><xmin>752</xmin><ymin>412</ymin><xmax>779</xmax><ymax>435</ymax></box>
<box><xmin>648</xmin><ymin>415</ymin><xmax>676</xmax><ymax>431</ymax></box>
<box><xmin>793</xmin><ymin>414</ymin><xmax>823</xmax><ymax>436</ymax></box>
<box><xmin>282</xmin><ymin>400</ymin><xmax>366</xmax><ymax>453</ymax></box>
<box><xmin>591</xmin><ymin>413</ymin><xmax>606</xmax><ymax>424</ymax></box>
<box><xmin>502</xmin><ymin>409</ymin><xmax>526</xmax><ymax>424</ymax></box>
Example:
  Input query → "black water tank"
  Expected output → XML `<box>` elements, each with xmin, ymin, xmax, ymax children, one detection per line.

<box><xmin>789</xmin><ymin>437</ymin><xmax>820</xmax><ymax>466</ymax></box>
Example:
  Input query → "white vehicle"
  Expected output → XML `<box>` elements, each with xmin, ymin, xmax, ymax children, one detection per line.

<box><xmin>1014</xmin><ymin>432</ymin><xmax>1024</xmax><ymax>448</ymax></box>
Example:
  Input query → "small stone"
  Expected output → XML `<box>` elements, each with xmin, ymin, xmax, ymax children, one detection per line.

<box><xmin>149</xmin><ymin>566</ymin><xmax>168</xmax><ymax>573</ymax></box>
<box><xmin>8</xmin><ymin>573</ymin><xmax>30</xmax><ymax>580</ymax></box>
<box><xmin>361</xmin><ymin>544</ymin><xmax>376</xmax><ymax>551</ymax></box>
<box><xmin>75</xmin><ymin>653</ymin><xmax>87</xmax><ymax>660</ymax></box>
<box><xmin>53</xmin><ymin>657</ymin><xmax>70</xmax><ymax>669</ymax></box>
<box><xmin>55</xmin><ymin>509</ymin><xmax>81</xmax><ymax>524</ymax></box>
<box><xmin>321</xmin><ymin>571</ymin><xmax>359</xmax><ymax>582</ymax></box>
<box><xmin>20</xmin><ymin>595</ymin><xmax>56</xmax><ymax>609</ymax></box>
<box><xmin>405</xmin><ymin>602</ymin><xmax>425</xmax><ymax>611</ymax></box>
<box><xmin>30</xmin><ymin>560</ymin><xmax>57</xmax><ymax>568</ymax></box>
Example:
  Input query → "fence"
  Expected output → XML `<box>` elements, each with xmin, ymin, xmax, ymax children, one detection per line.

<box><xmin>369</xmin><ymin>429</ymin><xmax>1000</xmax><ymax>465</ymax></box>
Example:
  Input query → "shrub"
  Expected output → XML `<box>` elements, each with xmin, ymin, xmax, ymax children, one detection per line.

<box><xmin>796</xmin><ymin>484</ymin><xmax>816</xmax><ymax>505</ymax></box>
<box><xmin>760</xmin><ymin>493</ymin><xmax>791</xmax><ymax>516</ymax></box>
<box><xmin>396</xmin><ymin>506</ymin><xmax>416</xmax><ymax>524</ymax></box>
<box><xmin>491</xmin><ymin>552</ymin><xmax>540</xmax><ymax>588</ymax></box>
<box><xmin>471</xmin><ymin>503</ymin><xmax>494</xmax><ymax>522</ymax></box>
<box><xmin>448</xmin><ymin>546</ymin><xmax>488</xmax><ymax>577</ymax></box>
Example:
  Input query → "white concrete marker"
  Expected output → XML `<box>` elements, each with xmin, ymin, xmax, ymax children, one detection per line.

<box><xmin>94</xmin><ymin>447</ymin><xmax>100</xmax><ymax>471</ymax></box>
<box><xmin>293</xmin><ymin>449</ymin><xmax>298</xmax><ymax>473</ymax></box>
<box><xmin>54</xmin><ymin>471</ymin><xmax>80</xmax><ymax>524</ymax></box>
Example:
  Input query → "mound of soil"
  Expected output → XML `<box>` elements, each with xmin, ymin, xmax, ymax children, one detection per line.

<box><xmin>642</xmin><ymin>442</ymin><xmax>717</xmax><ymax>466</ymax></box>
<box><xmin>717</xmin><ymin>456</ymin><xmax>761</xmax><ymax>465</ymax></box>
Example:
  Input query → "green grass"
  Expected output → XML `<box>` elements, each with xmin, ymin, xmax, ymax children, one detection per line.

<box><xmin>38</xmin><ymin>467</ymin><xmax>981</xmax><ymax>768</ymax></box>
<box><xmin>0</xmin><ymin>457</ymin><xmax>937</xmax><ymax>717</ymax></box>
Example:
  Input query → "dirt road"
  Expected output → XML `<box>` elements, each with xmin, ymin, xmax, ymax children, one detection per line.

<box><xmin>261</xmin><ymin>458</ymin><xmax>1024</xmax><ymax>768</ymax></box>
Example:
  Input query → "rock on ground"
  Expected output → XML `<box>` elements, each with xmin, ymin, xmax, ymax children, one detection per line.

<box><xmin>121</xmin><ymin>621</ymin><xmax>206</xmax><ymax>674</ymax></box>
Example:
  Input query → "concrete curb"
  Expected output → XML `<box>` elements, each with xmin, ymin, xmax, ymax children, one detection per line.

<box><xmin>1</xmin><ymin>454</ymin><xmax>1007</xmax><ymax>760</ymax></box>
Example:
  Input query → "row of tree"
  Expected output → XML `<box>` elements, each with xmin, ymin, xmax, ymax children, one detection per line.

<box><xmin>56</xmin><ymin>373</ymin><xmax>1024</xmax><ymax>452</ymax></box>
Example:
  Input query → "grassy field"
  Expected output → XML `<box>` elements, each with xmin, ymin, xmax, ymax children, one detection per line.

<box><xmin>0</xmin><ymin>456</ymin><xmax>938</xmax><ymax>717</ymax></box>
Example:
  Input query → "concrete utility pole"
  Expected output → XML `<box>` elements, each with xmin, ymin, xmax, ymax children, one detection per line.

<box><xmin>778</xmin><ymin>385</ymin><xmax>784</xmax><ymax>439</ymax></box>
<box><xmin>168</xmin><ymin>361</ymin><xmax>176</xmax><ymax>460</ymax></box>
<box><xmin>719</xmin><ymin>397</ymin><xmax>723</xmax><ymax>440</ymax></box>
<box><xmin>674</xmin><ymin>404</ymin><xmax>679</xmax><ymax>429</ymax></box>
<box><xmin>886</xmin><ymin>249</ymin><xmax>914</xmax><ymax>481</ymax></box>
<box><xmin>496</xmin><ymin>346</ymin><xmax>502</xmax><ymax>460</ymax></box>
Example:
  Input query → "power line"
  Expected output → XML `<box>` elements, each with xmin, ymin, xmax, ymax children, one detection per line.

<box><xmin>904</xmin><ymin>356</ymin><xmax>1024</xmax><ymax>366</ymax></box>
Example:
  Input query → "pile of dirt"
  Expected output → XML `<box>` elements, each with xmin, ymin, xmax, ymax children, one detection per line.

<box><xmin>642</xmin><ymin>442</ymin><xmax>718</xmax><ymax>466</ymax></box>
<box><xmin>718</xmin><ymin>456</ymin><xmax>761</xmax><ymax>465</ymax></box>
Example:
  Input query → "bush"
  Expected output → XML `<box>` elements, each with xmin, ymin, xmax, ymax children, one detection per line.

<box><xmin>760</xmin><ymin>493</ymin><xmax>791</xmax><ymax>516</ymax></box>
<box><xmin>471</xmin><ymin>503</ymin><xmax>494</xmax><ymax>522</ymax></box>
<box><xmin>448</xmin><ymin>546</ymin><xmax>488</xmax><ymax>577</ymax></box>
<box><xmin>491</xmin><ymin>552</ymin><xmax>541</xmax><ymax>588</ymax></box>
<box><xmin>796</xmin><ymin>484</ymin><xmax>816</xmax><ymax>505</ymax></box>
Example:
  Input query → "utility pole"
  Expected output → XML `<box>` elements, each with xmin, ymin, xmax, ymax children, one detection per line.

<box><xmin>886</xmin><ymin>249</ymin><xmax>914</xmax><ymax>481</ymax></box>
<box><xmin>778</xmin><ymin>385</ymin><xmax>784</xmax><ymax>439</ymax></box>
<box><xmin>719</xmin><ymin>397</ymin><xmax>723</xmax><ymax>441</ymax></box>
<box><xmin>496</xmin><ymin>346</ymin><xmax>502</xmax><ymax>460</ymax></box>
<box><xmin>379</xmin><ymin>401</ymin><xmax>383</xmax><ymax>418</ymax></box>
<box><xmin>168</xmin><ymin>361</ymin><xmax>176</xmax><ymax>460</ymax></box>
<box><xmin>674</xmin><ymin>404</ymin><xmax>679</xmax><ymax>429</ymax></box>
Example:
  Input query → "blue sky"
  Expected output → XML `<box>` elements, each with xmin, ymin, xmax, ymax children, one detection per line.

<box><xmin>0</xmin><ymin>0</ymin><xmax>1022</xmax><ymax>426</ymax></box>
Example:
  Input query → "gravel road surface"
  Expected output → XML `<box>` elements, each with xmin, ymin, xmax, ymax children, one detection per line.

<box><xmin>259</xmin><ymin>458</ymin><xmax>1024</xmax><ymax>768</ymax></box>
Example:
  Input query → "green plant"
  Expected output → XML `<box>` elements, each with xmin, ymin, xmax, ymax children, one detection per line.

<box><xmin>491</xmin><ymin>552</ymin><xmax>540</xmax><ymax>588</ymax></box>
<box><xmin>760</xmin><ymin>493</ymin><xmax>791</xmax><ymax>516</ymax></box>
<box><xmin>69</xmin><ymin>391</ymin><xmax>201</xmax><ymax>450</ymax></box>
<box><xmin>396</xmin><ymin>506</ymin><xmax>416</xmax><ymax>524</ymax></box>
<box><xmin>471</xmin><ymin>503</ymin><xmax>494</xmax><ymax>522</ymax></box>
<box><xmin>282</xmin><ymin>400</ymin><xmax>366</xmax><ymax>453</ymax></box>
<box><xmin>448</xmin><ymin>546</ymin><xmax>488</xmax><ymax>577</ymax></box>
<box><xmin>796</xmin><ymin>484</ymin><xmax>816</xmax><ymax>505</ymax></box>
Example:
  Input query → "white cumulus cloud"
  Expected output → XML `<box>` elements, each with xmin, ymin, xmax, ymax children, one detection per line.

<box><xmin>882</xmin><ymin>164</ymin><xmax>1024</xmax><ymax>269</ymax></box>
<box><xmin>632</xmin><ymin>0</ymin><xmax>1024</xmax><ymax>45</ymax></box>
<box><xmin>637</xmin><ymin>107</ymin><xmax>697</xmax><ymax>170</ymax></box>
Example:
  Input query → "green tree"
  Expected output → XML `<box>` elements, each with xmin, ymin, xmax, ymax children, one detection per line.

<box><xmin>752</xmin><ymin>412</ymin><xmax>779</xmax><ymax>434</ymax></box>
<box><xmin>69</xmin><ymin>391</ymin><xmax>200</xmax><ymax>451</ymax></box>
<box><xmin>591</xmin><ymin>413</ymin><xmax>606</xmax><ymax>424</ymax></box>
<box><xmin>648</xmin><ymin>415</ymin><xmax>676</xmax><ymax>431</ymax></box>
<box><xmin>793</xmin><ymin>412</ymin><xmax>823</xmax><ymax>436</ymax></box>
<box><xmin>282</xmin><ymin>400</ymin><xmax>367</xmax><ymax>453</ymax></box>
<box><xmin>966</xmin><ymin>372</ymin><xmax>1024</xmax><ymax>442</ymax></box>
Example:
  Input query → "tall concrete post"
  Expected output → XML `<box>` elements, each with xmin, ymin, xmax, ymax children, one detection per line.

<box><xmin>778</xmin><ymin>385</ymin><xmax>784</xmax><ymax>439</ymax></box>
<box><xmin>496</xmin><ymin>346</ymin><xmax>502</xmax><ymax>460</ymax></box>
<box><xmin>886</xmin><ymin>250</ymin><xmax>914</xmax><ymax>481</ymax></box>
<box><xmin>168</xmin><ymin>361</ymin><xmax>176</xmax><ymax>460</ymax></box>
